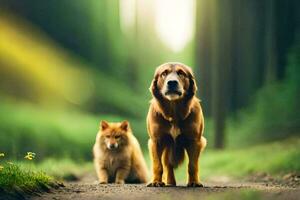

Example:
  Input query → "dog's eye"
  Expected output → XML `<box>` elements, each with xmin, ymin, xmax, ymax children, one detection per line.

<box><xmin>105</xmin><ymin>135</ymin><xmax>110</xmax><ymax>138</ymax></box>
<box><xmin>177</xmin><ymin>70</ymin><xmax>186</xmax><ymax>78</ymax></box>
<box><xmin>161</xmin><ymin>71</ymin><xmax>168</xmax><ymax>78</ymax></box>
<box><xmin>115</xmin><ymin>135</ymin><xmax>121</xmax><ymax>139</ymax></box>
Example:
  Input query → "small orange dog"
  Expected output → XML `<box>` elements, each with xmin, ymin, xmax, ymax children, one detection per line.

<box><xmin>93</xmin><ymin>120</ymin><xmax>148</xmax><ymax>184</ymax></box>
<box><xmin>147</xmin><ymin>62</ymin><xmax>206</xmax><ymax>187</ymax></box>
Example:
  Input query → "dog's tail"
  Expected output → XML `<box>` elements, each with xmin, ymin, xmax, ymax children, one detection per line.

<box><xmin>163</xmin><ymin>136</ymin><xmax>207</xmax><ymax>168</ymax></box>
<box><xmin>163</xmin><ymin>141</ymin><xmax>185</xmax><ymax>169</ymax></box>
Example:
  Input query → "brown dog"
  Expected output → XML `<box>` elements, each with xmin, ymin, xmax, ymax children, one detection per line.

<box><xmin>147</xmin><ymin>62</ymin><xmax>206</xmax><ymax>187</ymax></box>
<box><xmin>93</xmin><ymin>120</ymin><xmax>149</xmax><ymax>184</ymax></box>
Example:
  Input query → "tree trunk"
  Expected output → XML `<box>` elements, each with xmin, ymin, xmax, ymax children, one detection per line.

<box><xmin>211</xmin><ymin>0</ymin><xmax>232</xmax><ymax>149</ymax></box>
<box><xmin>195</xmin><ymin>0</ymin><xmax>213</xmax><ymax>116</ymax></box>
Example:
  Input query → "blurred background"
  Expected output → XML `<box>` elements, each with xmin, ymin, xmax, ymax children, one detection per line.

<box><xmin>0</xmin><ymin>0</ymin><xmax>299</xmax><ymax>179</ymax></box>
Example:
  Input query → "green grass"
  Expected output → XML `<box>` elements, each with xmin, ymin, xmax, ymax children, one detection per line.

<box><xmin>0</xmin><ymin>162</ymin><xmax>61</xmax><ymax>199</ymax></box>
<box><xmin>173</xmin><ymin>137</ymin><xmax>300</xmax><ymax>181</ymax></box>
<box><xmin>16</xmin><ymin>158</ymin><xmax>92</xmax><ymax>181</ymax></box>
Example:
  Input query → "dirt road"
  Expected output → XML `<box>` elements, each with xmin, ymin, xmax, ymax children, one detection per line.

<box><xmin>33</xmin><ymin>175</ymin><xmax>300</xmax><ymax>200</ymax></box>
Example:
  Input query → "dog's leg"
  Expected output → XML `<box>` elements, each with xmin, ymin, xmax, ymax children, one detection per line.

<box><xmin>131</xmin><ymin>158</ymin><xmax>149</xmax><ymax>183</ymax></box>
<box><xmin>163</xmin><ymin>148</ymin><xmax>176</xmax><ymax>186</ymax></box>
<box><xmin>186</xmin><ymin>140</ymin><xmax>203</xmax><ymax>187</ymax></box>
<box><xmin>165</xmin><ymin>164</ymin><xmax>176</xmax><ymax>186</ymax></box>
<box><xmin>115</xmin><ymin>166</ymin><xmax>130</xmax><ymax>184</ymax></box>
<box><xmin>147</xmin><ymin>139</ymin><xmax>165</xmax><ymax>187</ymax></box>
<box><xmin>97</xmin><ymin>168</ymin><xmax>109</xmax><ymax>184</ymax></box>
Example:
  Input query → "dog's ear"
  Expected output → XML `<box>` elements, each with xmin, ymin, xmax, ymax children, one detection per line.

<box><xmin>149</xmin><ymin>73</ymin><xmax>160</xmax><ymax>99</ymax></box>
<box><xmin>100</xmin><ymin>120</ymin><xmax>109</xmax><ymax>131</ymax></box>
<box><xmin>120</xmin><ymin>120</ymin><xmax>130</xmax><ymax>132</ymax></box>
<box><xmin>186</xmin><ymin>70</ymin><xmax>198</xmax><ymax>99</ymax></box>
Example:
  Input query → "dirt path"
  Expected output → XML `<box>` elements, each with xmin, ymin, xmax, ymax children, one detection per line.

<box><xmin>32</xmin><ymin>175</ymin><xmax>300</xmax><ymax>200</ymax></box>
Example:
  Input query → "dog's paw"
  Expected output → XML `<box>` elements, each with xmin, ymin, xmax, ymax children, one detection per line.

<box><xmin>147</xmin><ymin>181</ymin><xmax>165</xmax><ymax>187</ymax></box>
<box><xmin>99</xmin><ymin>181</ymin><xmax>108</xmax><ymax>184</ymax></box>
<box><xmin>115</xmin><ymin>180</ymin><xmax>125</xmax><ymax>184</ymax></box>
<box><xmin>187</xmin><ymin>182</ymin><xmax>204</xmax><ymax>187</ymax></box>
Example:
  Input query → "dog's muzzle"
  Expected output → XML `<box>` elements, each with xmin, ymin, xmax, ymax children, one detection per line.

<box><xmin>107</xmin><ymin>143</ymin><xmax>118</xmax><ymax>149</ymax></box>
<box><xmin>165</xmin><ymin>80</ymin><xmax>182</xmax><ymax>96</ymax></box>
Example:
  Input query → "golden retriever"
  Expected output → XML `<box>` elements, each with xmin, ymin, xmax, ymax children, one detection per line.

<box><xmin>147</xmin><ymin>62</ymin><xmax>206</xmax><ymax>187</ymax></box>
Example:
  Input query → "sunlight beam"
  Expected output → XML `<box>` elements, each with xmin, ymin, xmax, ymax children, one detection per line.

<box><xmin>119</xmin><ymin>0</ymin><xmax>136</xmax><ymax>34</ymax></box>
<box><xmin>154</xmin><ymin>0</ymin><xmax>195</xmax><ymax>52</ymax></box>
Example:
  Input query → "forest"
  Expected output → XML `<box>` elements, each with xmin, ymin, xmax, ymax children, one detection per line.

<box><xmin>0</xmin><ymin>0</ymin><xmax>299</xmax><ymax>199</ymax></box>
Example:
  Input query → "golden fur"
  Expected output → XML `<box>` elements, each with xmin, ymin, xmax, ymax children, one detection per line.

<box><xmin>147</xmin><ymin>62</ymin><xmax>206</xmax><ymax>187</ymax></box>
<box><xmin>93</xmin><ymin>120</ymin><xmax>149</xmax><ymax>184</ymax></box>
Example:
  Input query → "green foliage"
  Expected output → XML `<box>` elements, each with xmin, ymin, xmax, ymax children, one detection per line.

<box><xmin>0</xmin><ymin>162</ymin><xmax>59</xmax><ymax>199</ymax></box>
<box><xmin>0</xmin><ymin>100</ymin><xmax>106</xmax><ymax>160</ymax></box>
<box><xmin>0</xmin><ymin>100</ymin><xmax>148</xmax><ymax>161</ymax></box>
<box><xmin>226</xmin><ymin>46</ymin><xmax>300</xmax><ymax>147</ymax></box>
<box><xmin>88</xmin><ymin>69</ymin><xmax>148</xmax><ymax>118</ymax></box>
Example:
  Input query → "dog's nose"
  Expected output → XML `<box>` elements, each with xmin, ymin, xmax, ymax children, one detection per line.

<box><xmin>109</xmin><ymin>144</ymin><xmax>115</xmax><ymax>149</ymax></box>
<box><xmin>167</xmin><ymin>80</ymin><xmax>178</xmax><ymax>90</ymax></box>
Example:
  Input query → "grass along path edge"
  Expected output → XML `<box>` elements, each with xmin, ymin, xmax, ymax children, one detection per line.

<box><xmin>0</xmin><ymin>162</ymin><xmax>63</xmax><ymax>200</ymax></box>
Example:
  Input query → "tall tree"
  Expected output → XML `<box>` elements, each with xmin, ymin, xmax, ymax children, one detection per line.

<box><xmin>195</xmin><ymin>0</ymin><xmax>299</xmax><ymax>148</ymax></box>
<box><xmin>195</xmin><ymin>0</ymin><xmax>213</xmax><ymax>116</ymax></box>
<box><xmin>264</xmin><ymin>0</ymin><xmax>277</xmax><ymax>83</ymax></box>
<box><xmin>195</xmin><ymin>0</ymin><xmax>232</xmax><ymax>148</ymax></box>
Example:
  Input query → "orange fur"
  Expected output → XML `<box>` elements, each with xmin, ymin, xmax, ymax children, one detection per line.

<box><xmin>93</xmin><ymin>120</ymin><xmax>149</xmax><ymax>184</ymax></box>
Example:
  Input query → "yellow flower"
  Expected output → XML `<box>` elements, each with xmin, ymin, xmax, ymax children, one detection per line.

<box><xmin>0</xmin><ymin>165</ymin><xmax>3</xmax><ymax>171</ymax></box>
<box><xmin>0</xmin><ymin>153</ymin><xmax>4</xmax><ymax>157</ymax></box>
<box><xmin>24</xmin><ymin>152</ymin><xmax>36</xmax><ymax>160</ymax></box>
<box><xmin>25</xmin><ymin>156</ymin><xmax>32</xmax><ymax>160</ymax></box>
